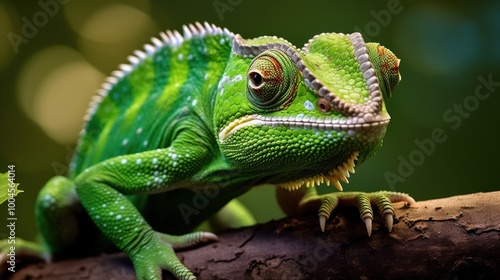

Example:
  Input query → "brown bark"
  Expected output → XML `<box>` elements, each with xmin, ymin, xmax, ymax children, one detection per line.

<box><xmin>9</xmin><ymin>191</ymin><xmax>500</xmax><ymax>280</ymax></box>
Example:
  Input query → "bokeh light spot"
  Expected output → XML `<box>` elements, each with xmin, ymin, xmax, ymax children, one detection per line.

<box><xmin>67</xmin><ymin>3</ymin><xmax>157</xmax><ymax>71</ymax></box>
<box><xmin>17</xmin><ymin>46</ymin><xmax>104</xmax><ymax>144</ymax></box>
<box><xmin>80</xmin><ymin>4</ymin><xmax>153</xmax><ymax>43</ymax></box>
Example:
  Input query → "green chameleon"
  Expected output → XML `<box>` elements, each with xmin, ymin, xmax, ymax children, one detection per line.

<box><xmin>1</xmin><ymin>22</ymin><xmax>414</xmax><ymax>279</ymax></box>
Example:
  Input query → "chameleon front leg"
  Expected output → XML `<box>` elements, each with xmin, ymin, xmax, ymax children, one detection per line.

<box><xmin>75</xmin><ymin>133</ymin><xmax>217</xmax><ymax>280</ymax></box>
<box><xmin>277</xmin><ymin>187</ymin><xmax>415</xmax><ymax>236</ymax></box>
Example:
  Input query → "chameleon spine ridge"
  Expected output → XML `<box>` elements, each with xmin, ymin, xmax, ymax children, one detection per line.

<box><xmin>82</xmin><ymin>22</ymin><xmax>234</xmax><ymax>128</ymax></box>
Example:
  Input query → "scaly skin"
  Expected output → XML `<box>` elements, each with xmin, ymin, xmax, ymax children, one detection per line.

<box><xmin>0</xmin><ymin>22</ymin><xmax>414</xmax><ymax>279</ymax></box>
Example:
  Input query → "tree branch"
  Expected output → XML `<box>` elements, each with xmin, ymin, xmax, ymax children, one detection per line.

<box><xmin>10</xmin><ymin>191</ymin><xmax>500</xmax><ymax>280</ymax></box>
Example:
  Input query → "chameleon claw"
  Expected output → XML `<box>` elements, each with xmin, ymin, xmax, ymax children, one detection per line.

<box><xmin>363</xmin><ymin>217</ymin><xmax>372</xmax><ymax>237</ymax></box>
<box><xmin>406</xmin><ymin>196</ymin><xmax>417</xmax><ymax>206</ymax></box>
<box><xmin>385</xmin><ymin>213</ymin><xmax>393</xmax><ymax>232</ymax></box>
<box><xmin>319</xmin><ymin>215</ymin><xmax>327</xmax><ymax>232</ymax></box>
<box><xmin>196</xmin><ymin>232</ymin><xmax>218</xmax><ymax>246</ymax></box>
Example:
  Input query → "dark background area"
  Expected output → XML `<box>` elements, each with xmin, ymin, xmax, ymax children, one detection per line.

<box><xmin>0</xmin><ymin>0</ymin><xmax>498</xmax><ymax>241</ymax></box>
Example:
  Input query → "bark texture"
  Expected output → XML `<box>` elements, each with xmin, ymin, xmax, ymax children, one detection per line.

<box><xmin>9</xmin><ymin>191</ymin><xmax>500</xmax><ymax>280</ymax></box>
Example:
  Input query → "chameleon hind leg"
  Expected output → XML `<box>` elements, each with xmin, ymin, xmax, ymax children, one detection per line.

<box><xmin>34</xmin><ymin>176</ymin><xmax>114</xmax><ymax>258</ymax></box>
<box><xmin>35</xmin><ymin>176</ymin><xmax>83</xmax><ymax>256</ymax></box>
<box><xmin>277</xmin><ymin>186</ymin><xmax>415</xmax><ymax>236</ymax></box>
<box><xmin>1</xmin><ymin>176</ymin><xmax>83</xmax><ymax>267</ymax></box>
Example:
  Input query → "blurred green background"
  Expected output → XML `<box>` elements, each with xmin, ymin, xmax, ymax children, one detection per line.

<box><xmin>0</xmin><ymin>0</ymin><xmax>499</xmax><ymax>241</ymax></box>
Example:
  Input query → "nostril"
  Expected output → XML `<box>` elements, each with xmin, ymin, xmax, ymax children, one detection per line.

<box><xmin>317</xmin><ymin>97</ymin><xmax>331</xmax><ymax>113</ymax></box>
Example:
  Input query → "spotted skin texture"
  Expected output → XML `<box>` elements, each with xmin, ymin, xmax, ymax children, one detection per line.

<box><xmin>0</xmin><ymin>23</ymin><xmax>414</xmax><ymax>280</ymax></box>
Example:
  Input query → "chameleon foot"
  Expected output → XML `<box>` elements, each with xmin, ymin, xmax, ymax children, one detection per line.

<box><xmin>317</xmin><ymin>191</ymin><xmax>415</xmax><ymax>236</ymax></box>
<box><xmin>131</xmin><ymin>230</ymin><xmax>218</xmax><ymax>280</ymax></box>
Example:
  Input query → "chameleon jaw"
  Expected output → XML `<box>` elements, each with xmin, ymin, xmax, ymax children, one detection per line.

<box><xmin>218</xmin><ymin>115</ymin><xmax>264</xmax><ymax>142</ymax></box>
<box><xmin>276</xmin><ymin>151</ymin><xmax>359</xmax><ymax>191</ymax></box>
<box><xmin>218</xmin><ymin>113</ymin><xmax>390</xmax><ymax>142</ymax></box>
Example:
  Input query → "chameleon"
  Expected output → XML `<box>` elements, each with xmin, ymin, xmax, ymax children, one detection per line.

<box><xmin>0</xmin><ymin>22</ymin><xmax>415</xmax><ymax>279</ymax></box>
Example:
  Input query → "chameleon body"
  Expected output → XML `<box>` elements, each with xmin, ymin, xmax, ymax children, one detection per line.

<box><xmin>1</xmin><ymin>23</ymin><xmax>414</xmax><ymax>279</ymax></box>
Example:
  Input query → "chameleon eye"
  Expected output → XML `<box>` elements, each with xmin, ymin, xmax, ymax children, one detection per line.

<box><xmin>246</xmin><ymin>50</ymin><xmax>298</xmax><ymax>110</ymax></box>
<box><xmin>249</xmin><ymin>71</ymin><xmax>263</xmax><ymax>88</ymax></box>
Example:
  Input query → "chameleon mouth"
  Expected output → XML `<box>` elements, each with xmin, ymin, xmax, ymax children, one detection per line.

<box><xmin>277</xmin><ymin>151</ymin><xmax>359</xmax><ymax>191</ymax></box>
<box><xmin>218</xmin><ymin>114</ymin><xmax>390</xmax><ymax>142</ymax></box>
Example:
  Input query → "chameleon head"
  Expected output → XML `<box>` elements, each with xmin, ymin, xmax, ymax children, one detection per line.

<box><xmin>215</xmin><ymin>32</ymin><xmax>401</xmax><ymax>190</ymax></box>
